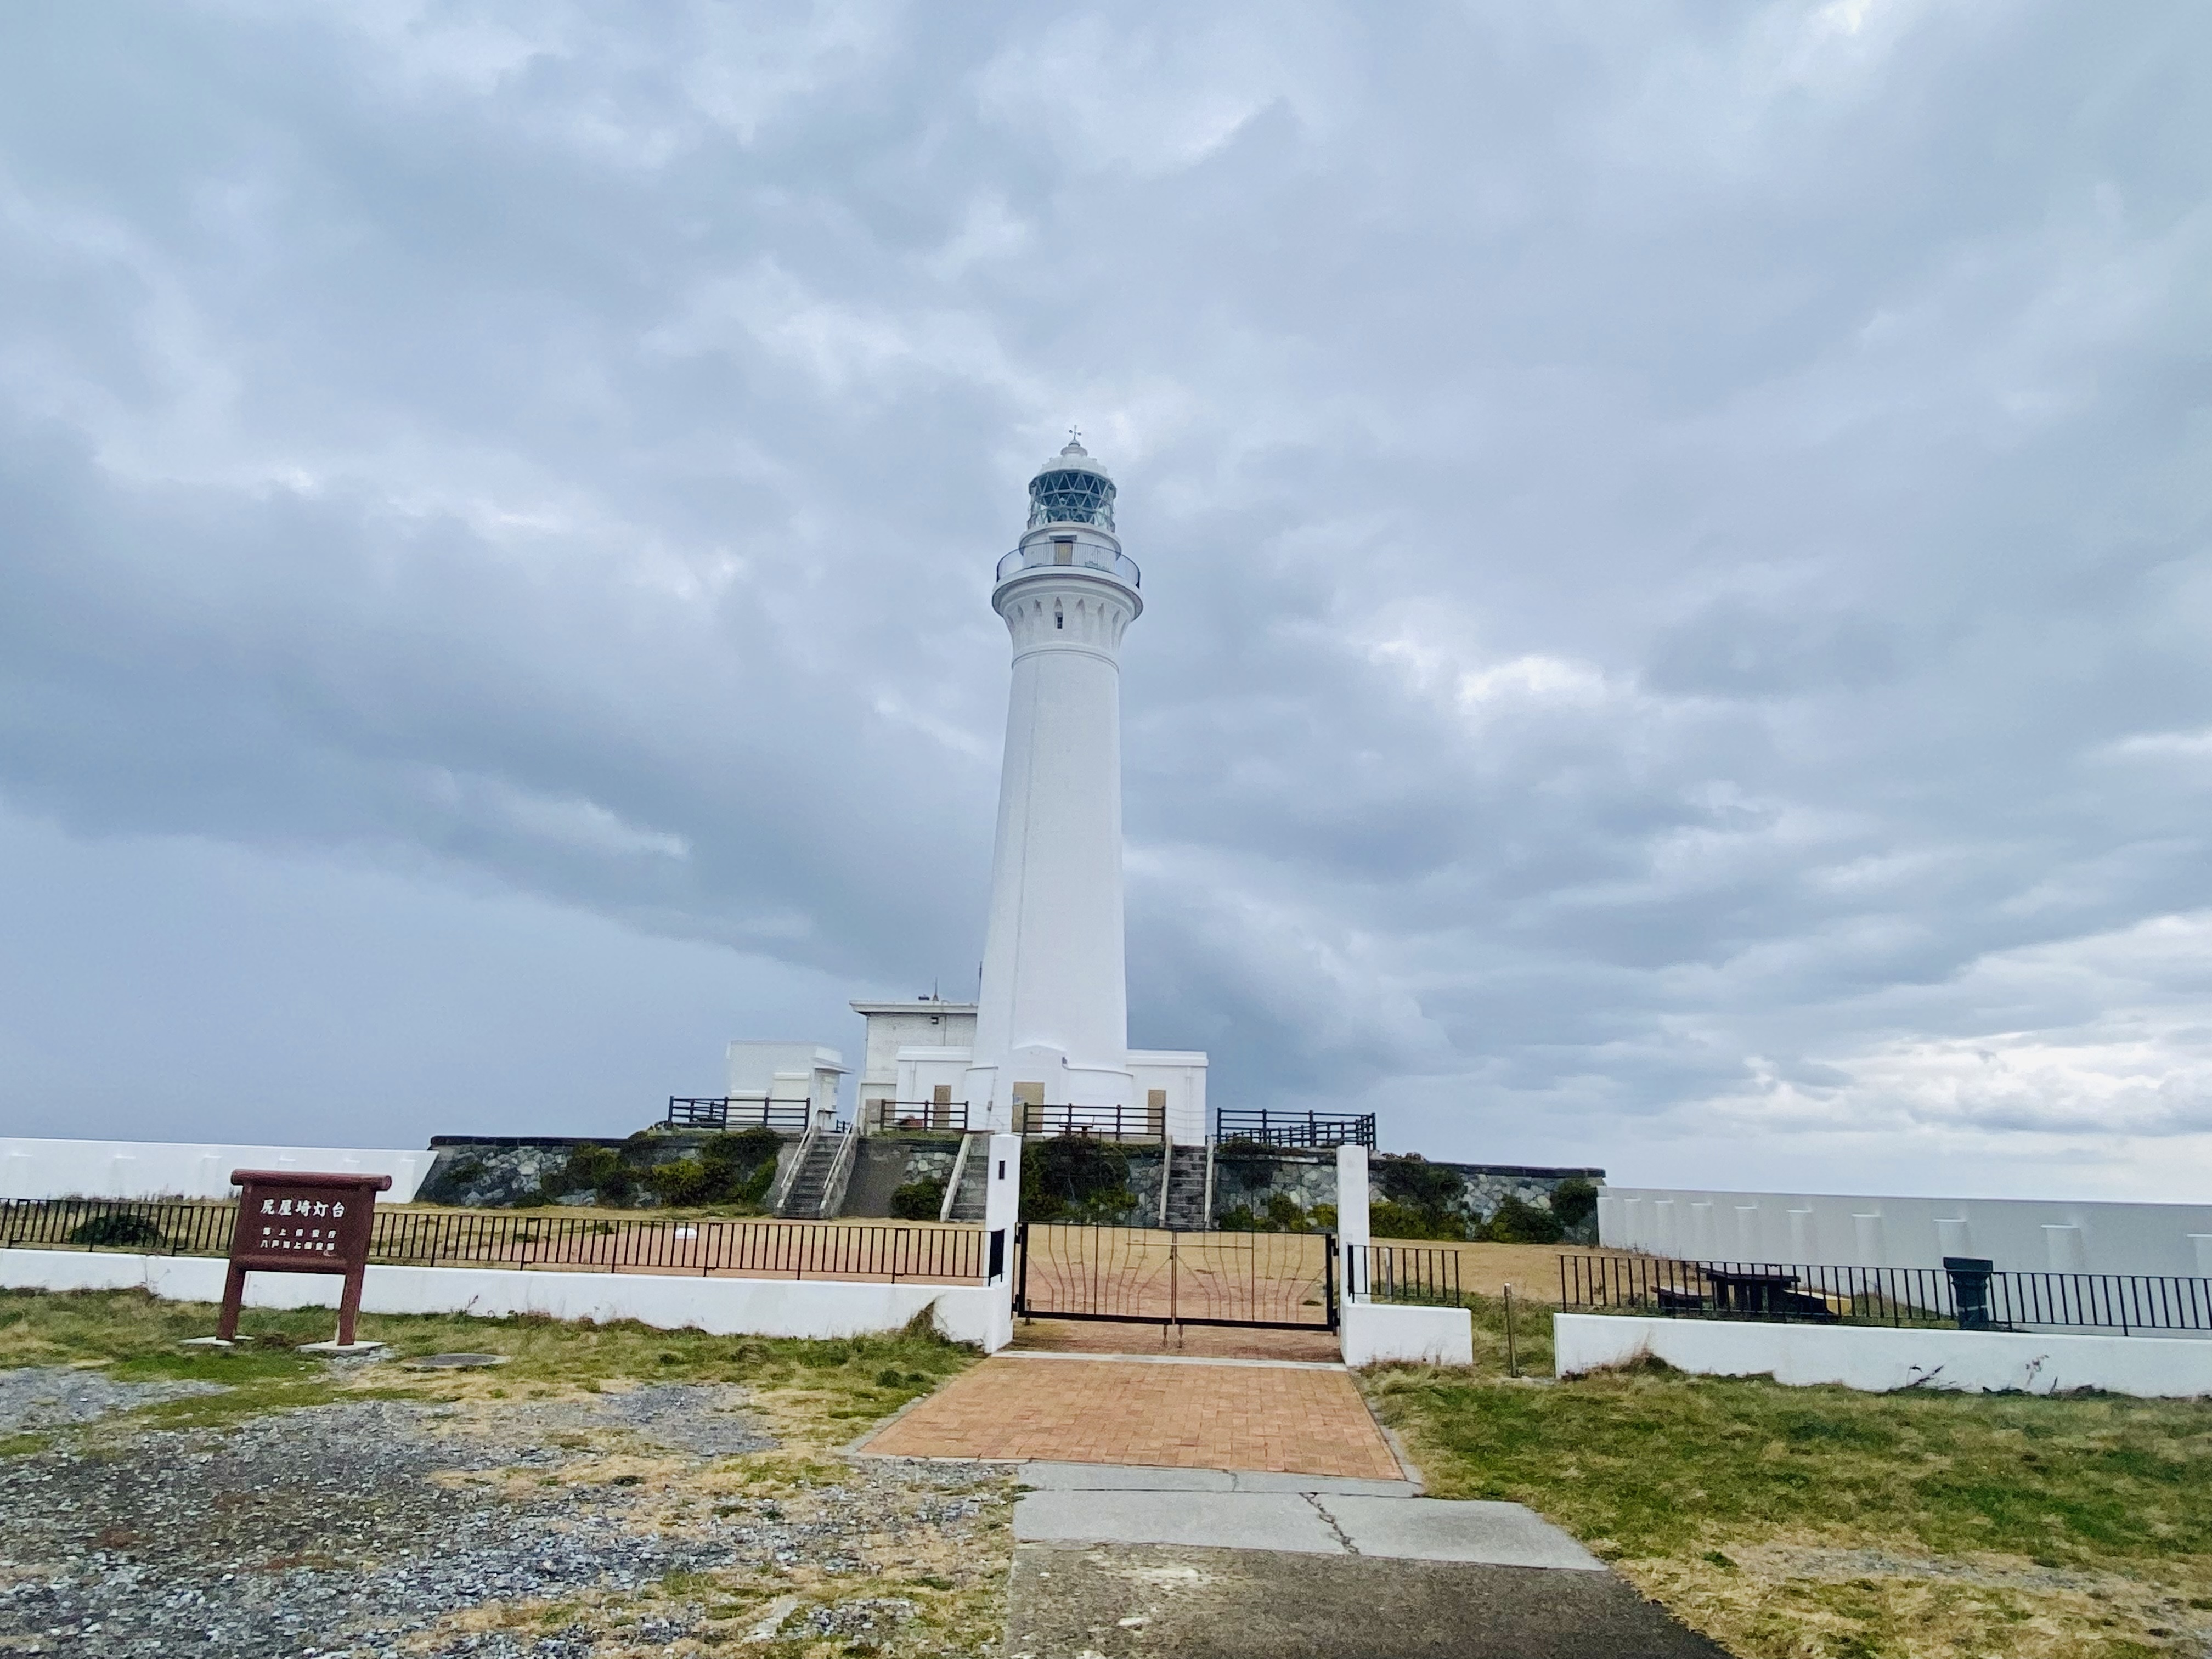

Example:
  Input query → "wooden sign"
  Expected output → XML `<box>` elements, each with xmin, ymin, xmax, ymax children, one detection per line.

<box><xmin>219</xmin><ymin>1169</ymin><xmax>393</xmax><ymax>1347</ymax></box>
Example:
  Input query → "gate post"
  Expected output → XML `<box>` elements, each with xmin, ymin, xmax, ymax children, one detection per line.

<box><xmin>981</xmin><ymin>1133</ymin><xmax>1020</xmax><ymax>1353</ymax></box>
<box><xmin>1336</xmin><ymin>1142</ymin><xmax>1370</xmax><ymax>1306</ymax></box>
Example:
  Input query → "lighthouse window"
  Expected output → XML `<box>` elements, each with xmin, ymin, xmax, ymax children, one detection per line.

<box><xmin>1056</xmin><ymin>612</ymin><xmax>1064</xmax><ymax>629</ymax></box>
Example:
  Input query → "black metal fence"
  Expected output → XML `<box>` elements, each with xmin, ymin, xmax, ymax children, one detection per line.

<box><xmin>663</xmin><ymin>1097</ymin><xmax>812</xmax><ymax>1132</ymax></box>
<box><xmin>870</xmin><ymin>1100</ymin><xmax>972</xmax><ymax>1134</ymax></box>
<box><xmin>1014</xmin><ymin>1102</ymin><xmax>1166</xmax><ymax>1142</ymax></box>
<box><xmin>1561</xmin><ymin>1255</ymin><xmax>2212</xmax><ymax>1338</ymax></box>
<box><xmin>1214</xmin><ymin>1110</ymin><xmax>1377</xmax><ymax>1150</ymax></box>
<box><xmin>1352</xmin><ymin>1244</ymin><xmax>1466</xmax><ymax>1306</ymax></box>
<box><xmin>1</xmin><ymin>1197</ymin><xmax>984</xmax><ymax>1283</ymax></box>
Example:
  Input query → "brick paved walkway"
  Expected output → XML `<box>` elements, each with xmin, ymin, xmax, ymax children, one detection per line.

<box><xmin>860</xmin><ymin>1356</ymin><xmax>1404</xmax><ymax>1479</ymax></box>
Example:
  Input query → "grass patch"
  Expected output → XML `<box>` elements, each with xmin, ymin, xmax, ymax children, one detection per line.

<box><xmin>1</xmin><ymin>1431</ymin><xmax>53</xmax><ymax>1458</ymax></box>
<box><xmin>1370</xmin><ymin>1356</ymin><xmax>2212</xmax><ymax>1658</ymax></box>
<box><xmin>0</xmin><ymin>1285</ymin><xmax>978</xmax><ymax>1447</ymax></box>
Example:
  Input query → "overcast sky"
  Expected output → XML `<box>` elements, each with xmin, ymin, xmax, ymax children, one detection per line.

<box><xmin>1</xmin><ymin>2</ymin><xmax>2205</xmax><ymax>1200</ymax></box>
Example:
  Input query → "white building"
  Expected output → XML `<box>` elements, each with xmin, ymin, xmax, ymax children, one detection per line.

<box><xmin>857</xmin><ymin>439</ymin><xmax>1207</xmax><ymax>1146</ymax></box>
<box><xmin>723</xmin><ymin>1041</ymin><xmax>846</xmax><ymax>1128</ymax></box>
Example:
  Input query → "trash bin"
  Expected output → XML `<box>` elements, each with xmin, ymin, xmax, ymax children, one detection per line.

<box><xmin>1944</xmin><ymin>1256</ymin><xmax>1995</xmax><ymax>1330</ymax></box>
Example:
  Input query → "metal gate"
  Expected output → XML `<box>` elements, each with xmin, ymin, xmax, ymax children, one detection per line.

<box><xmin>1014</xmin><ymin>1222</ymin><xmax>1338</xmax><ymax>1331</ymax></box>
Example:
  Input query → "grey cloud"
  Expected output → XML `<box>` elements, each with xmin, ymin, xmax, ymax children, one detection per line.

<box><xmin>0</xmin><ymin>1</ymin><xmax>2207</xmax><ymax>1194</ymax></box>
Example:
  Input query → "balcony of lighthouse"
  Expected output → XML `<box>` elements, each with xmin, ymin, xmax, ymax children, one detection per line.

<box><xmin>994</xmin><ymin>538</ymin><xmax>1141</xmax><ymax>591</ymax></box>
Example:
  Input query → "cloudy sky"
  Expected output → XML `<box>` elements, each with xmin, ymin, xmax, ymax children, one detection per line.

<box><xmin>1</xmin><ymin>1</ymin><xmax>2205</xmax><ymax>1200</ymax></box>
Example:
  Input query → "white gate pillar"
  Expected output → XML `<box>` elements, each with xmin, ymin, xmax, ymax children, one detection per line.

<box><xmin>980</xmin><ymin>1133</ymin><xmax>1021</xmax><ymax>1352</ymax></box>
<box><xmin>1336</xmin><ymin>1143</ymin><xmax>1370</xmax><ymax>1305</ymax></box>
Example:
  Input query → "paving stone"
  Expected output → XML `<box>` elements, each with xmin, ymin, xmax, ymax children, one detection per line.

<box><xmin>1313</xmin><ymin>1496</ymin><xmax>1604</xmax><ymax>1570</ymax></box>
<box><xmin>1015</xmin><ymin>1490</ymin><xmax>1345</xmax><ymax>1555</ymax></box>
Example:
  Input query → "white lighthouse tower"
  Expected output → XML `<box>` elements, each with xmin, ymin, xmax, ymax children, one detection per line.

<box><xmin>964</xmin><ymin>436</ymin><xmax>1146</xmax><ymax>1130</ymax></box>
<box><xmin>847</xmin><ymin>437</ymin><xmax>1207</xmax><ymax>1150</ymax></box>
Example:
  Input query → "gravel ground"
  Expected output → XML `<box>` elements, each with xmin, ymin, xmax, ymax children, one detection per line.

<box><xmin>0</xmin><ymin>1373</ymin><xmax>1006</xmax><ymax>1657</ymax></box>
<box><xmin>0</xmin><ymin>1365</ymin><xmax>225</xmax><ymax>1432</ymax></box>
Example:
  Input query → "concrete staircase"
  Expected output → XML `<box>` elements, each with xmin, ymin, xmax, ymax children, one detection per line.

<box><xmin>775</xmin><ymin>1128</ymin><xmax>850</xmax><ymax>1220</ymax></box>
<box><xmin>941</xmin><ymin>1133</ymin><xmax>991</xmax><ymax>1223</ymax></box>
<box><xmin>1160</xmin><ymin>1143</ymin><xmax>1211</xmax><ymax>1231</ymax></box>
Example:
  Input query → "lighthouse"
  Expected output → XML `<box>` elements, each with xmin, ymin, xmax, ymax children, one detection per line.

<box><xmin>845</xmin><ymin>437</ymin><xmax>1206</xmax><ymax>1150</ymax></box>
<box><xmin>963</xmin><ymin>435</ymin><xmax>1146</xmax><ymax>1130</ymax></box>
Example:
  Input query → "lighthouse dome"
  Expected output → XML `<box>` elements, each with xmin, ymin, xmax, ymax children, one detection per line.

<box><xmin>1027</xmin><ymin>436</ymin><xmax>1116</xmax><ymax>532</ymax></box>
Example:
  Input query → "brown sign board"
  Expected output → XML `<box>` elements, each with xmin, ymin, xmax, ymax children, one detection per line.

<box><xmin>219</xmin><ymin>1169</ymin><xmax>393</xmax><ymax>1347</ymax></box>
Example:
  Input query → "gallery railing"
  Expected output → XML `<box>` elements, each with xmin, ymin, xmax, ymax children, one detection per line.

<box><xmin>663</xmin><ymin>1096</ymin><xmax>812</xmax><ymax>1132</ymax></box>
<box><xmin>1014</xmin><ymin>1102</ymin><xmax>1166</xmax><ymax>1142</ymax></box>
<box><xmin>1213</xmin><ymin>1110</ymin><xmax>1377</xmax><ymax>1150</ymax></box>
<box><xmin>1560</xmin><ymin>1255</ymin><xmax>2212</xmax><ymax>1338</ymax></box>
<box><xmin>0</xmin><ymin>1197</ymin><xmax>984</xmax><ymax>1283</ymax></box>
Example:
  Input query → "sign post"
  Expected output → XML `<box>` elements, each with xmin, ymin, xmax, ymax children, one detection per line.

<box><xmin>218</xmin><ymin>1169</ymin><xmax>393</xmax><ymax>1350</ymax></box>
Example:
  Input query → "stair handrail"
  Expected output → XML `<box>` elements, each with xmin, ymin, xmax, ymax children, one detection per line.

<box><xmin>815</xmin><ymin>1124</ymin><xmax>859</xmax><ymax>1220</ymax></box>
<box><xmin>938</xmin><ymin>1132</ymin><xmax>978</xmax><ymax>1224</ymax></box>
<box><xmin>768</xmin><ymin>1123</ymin><xmax>818</xmax><ymax>1216</ymax></box>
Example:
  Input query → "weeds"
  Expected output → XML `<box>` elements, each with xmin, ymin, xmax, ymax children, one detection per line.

<box><xmin>1369</xmin><ymin>1359</ymin><xmax>2212</xmax><ymax>1658</ymax></box>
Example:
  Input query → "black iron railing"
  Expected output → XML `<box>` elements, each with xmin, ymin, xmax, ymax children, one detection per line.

<box><xmin>0</xmin><ymin>1197</ymin><xmax>236</xmax><ymax>1257</ymax></box>
<box><xmin>664</xmin><ymin>1096</ymin><xmax>812</xmax><ymax>1132</ymax></box>
<box><xmin>1</xmin><ymin>1198</ymin><xmax>983</xmax><ymax>1283</ymax></box>
<box><xmin>870</xmin><ymin>1100</ymin><xmax>972</xmax><ymax>1134</ymax></box>
<box><xmin>1214</xmin><ymin>1110</ymin><xmax>1376</xmax><ymax>1150</ymax></box>
<box><xmin>1560</xmin><ymin>1255</ymin><xmax>2212</xmax><ymax>1338</ymax></box>
<box><xmin>1352</xmin><ymin>1244</ymin><xmax>1466</xmax><ymax>1306</ymax></box>
<box><xmin>1014</xmin><ymin>1102</ymin><xmax>1166</xmax><ymax>1142</ymax></box>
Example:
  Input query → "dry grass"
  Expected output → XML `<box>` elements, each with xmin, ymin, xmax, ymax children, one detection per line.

<box><xmin>1369</xmin><ymin>1355</ymin><xmax>2212</xmax><ymax>1658</ymax></box>
<box><xmin>1</xmin><ymin>1286</ymin><xmax>1012</xmax><ymax>1655</ymax></box>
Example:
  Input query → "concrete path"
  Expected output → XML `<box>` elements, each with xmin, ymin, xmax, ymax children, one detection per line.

<box><xmin>1005</xmin><ymin>1462</ymin><xmax>1730</xmax><ymax>1659</ymax></box>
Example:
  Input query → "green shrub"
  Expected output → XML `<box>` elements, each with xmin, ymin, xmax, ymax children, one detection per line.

<box><xmin>1483</xmin><ymin>1194</ymin><xmax>1564</xmax><ymax>1243</ymax></box>
<box><xmin>889</xmin><ymin>1178</ymin><xmax>947</xmax><ymax>1221</ymax></box>
<box><xmin>67</xmin><ymin>1212</ymin><xmax>165</xmax><ymax>1249</ymax></box>
<box><xmin>558</xmin><ymin>1143</ymin><xmax>634</xmax><ymax>1206</ymax></box>
<box><xmin>1370</xmin><ymin>1199</ymin><xmax>1470</xmax><ymax>1241</ymax></box>
<box><xmin>1022</xmin><ymin>1137</ymin><xmax>1137</xmax><ymax>1223</ymax></box>
<box><xmin>1549</xmin><ymin>1177</ymin><xmax>1599</xmax><ymax>1232</ymax></box>
<box><xmin>641</xmin><ymin>1158</ymin><xmax>709</xmax><ymax>1207</ymax></box>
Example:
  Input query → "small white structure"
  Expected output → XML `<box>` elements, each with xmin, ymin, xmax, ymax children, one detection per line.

<box><xmin>850</xmin><ymin>999</ymin><xmax>977</xmax><ymax>1131</ymax></box>
<box><xmin>724</xmin><ymin>1042</ymin><xmax>846</xmax><ymax>1128</ymax></box>
<box><xmin>1600</xmin><ymin>1187</ymin><xmax>2212</xmax><ymax>1278</ymax></box>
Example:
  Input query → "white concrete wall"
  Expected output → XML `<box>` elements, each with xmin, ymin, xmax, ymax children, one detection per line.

<box><xmin>1341</xmin><ymin>1301</ymin><xmax>1474</xmax><ymax>1368</ymax></box>
<box><xmin>0</xmin><ymin>1138</ymin><xmax>430</xmax><ymax>1203</ymax></box>
<box><xmin>1127</xmin><ymin>1050</ymin><xmax>1209</xmax><ymax>1147</ymax></box>
<box><xmin>1599</xmin><ymin>1187</ymin><xmax>2212</xmax><ymax>1278</ymax></box>
<box><xmin>1554</xmin><ymin>1313</ymin><xmax>2212</xmax><ymax>1400</ymax></box>
<box><xmin>0</xmin><ymin>1249</ymin><xmax>1005</xmax><ymax>1349</ymax></box>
